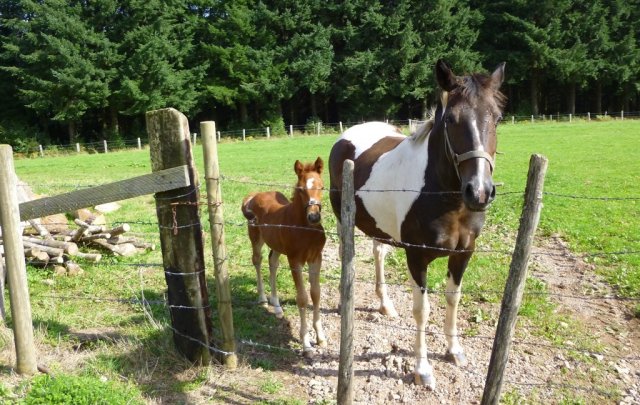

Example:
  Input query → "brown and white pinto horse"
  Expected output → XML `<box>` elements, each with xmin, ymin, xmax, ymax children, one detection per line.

<box><xmin>241</xmin><ymin>157</ymin><xmax>327</xmax><ymax>352</ymax></box>
<box><xmin>328</xmin><ymin>60</ymin><xmax>505</xmax><ymax>388</ymax></box>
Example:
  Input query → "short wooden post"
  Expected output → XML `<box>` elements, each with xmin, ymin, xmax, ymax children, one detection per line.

<box><xmin>76</xmin><ymin>143</ymin><xmax>80</xmax><ymax>153</ymax></box>
<box><xmin>481</xmin><ymin>154</ymin><xmax>548</xmax><ymax>405</ymax></box>
<box><xmin>289</xmin><ymin>125</ymin><xmax>293</xmax><ymax>137</ymax></box>
<box><xmin>621</xmin><ymin>110</ymin><xmax>624</xmax><ymax>120</ymax></box>
<box><xmin>242</xmin><ymin>129</ymin><xmax>246</xmax><ymax>142</ymax></box>
<box><xmin>266</xmin><ymin>127</ymin><xmax>270</xmax><ymax>138</ymax></box>
<box><xmin>588</xmin><ymin>112</ymin><xmax>591</xmax><ymax>121</ymax></box>
<box><xmin>102</xmin><ymin>139</ymin><xmax>108</xmax><ymax>153</ymax></box>
<box><xmin>337</xmin><ymin>159</ymin><xmax>356</xmax><ymax>405</ymax></box>
<box><xmin>531</xmin><ymin>115</ymin><xmax>534</xmax><ymax>123</ymax></box>
<box><xmin>217</xmin><ymin>131</ymin><xmax>221</xmax><ymax>142</ymax></box>
<box><xmin>38</xmin><ymin>145</ymin><xmax>43</xmax><ymax>157</ymax></box>
<box><xmin>511</xmin><ymin>116</ymin><xmax>515</xmax><ymax>124</ymax></box>
<box><xmin>0</xmin><ymin>145</ymin><xmax>38</xmax><ymax>375</ymax></box>
<box><xmin>339</xmin><ymin>121</ymin><xmax>343</xmax><ymax>133</ymax></box>
<box><xmin>137</xmin><ymin>138</ymin><xmax>142</xmax><ymax>150</ymax></box>
<box><xmin>192</xmin><ymin>132</ymin><xmax>197</xmax><ymax>145</ymax></box>
<box><xmin>569</xmin><ymin>114</ymin><xmax>572</xmax><ymax>123</ymax></box>
<box><xmin>201</xmin><ymin>121</ymin><xmax>238</xmax><ymax>369</ymax></box>
<box><xmin>146</xmin><ymin>108</ymin><xmax>213</xmax><ymax>364</ymax></box>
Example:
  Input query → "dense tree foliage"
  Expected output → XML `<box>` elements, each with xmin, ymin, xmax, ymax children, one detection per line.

<box><xmin>1</xmin><ymin>0</ymin><xmax>638</xmax><ymax>145</ymax></box>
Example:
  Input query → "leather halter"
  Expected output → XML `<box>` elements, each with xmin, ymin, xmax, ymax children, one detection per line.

<box><xmin>443</xmin><ymin>121</ymin><xmax>495</xmax><ymax>182</ymax></box>
<box><xmin>307</xmin><ymin>198</ymin><xmax>322</xmax><ymax>211</ymax></box>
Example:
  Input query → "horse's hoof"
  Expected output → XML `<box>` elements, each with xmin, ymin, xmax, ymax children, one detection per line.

<box><xmin>273</xmin><ymin>306</ymin><xmax>284</xmax><ymax>318</ymax></box>
<box><xmin>414</xmin><ymin>372</ymin><xmax>436</xmax><ymax>390</ymax></box>
<box><xmin>379</xmin><ymin>304</ymin><xmax>398</xmax><ymax>318</ymax></box>
<box><xmin>446</xmin><ymin>351</ymin><xmax>468</xmax><ymax>367</ymax></box>
<box><xmin>316</xmin><ymin>338</ymin><xmax>328</xmax><ymax>348</ymax></box>
<box><xmin>258</xmin><ymin>299</ymin><xmax>268</xmax><ymax>308</ymax></box>
<box><xmin>302</xmin><ymin>348</ymin><xmax>314</xmax><ymax>358</ymax></box>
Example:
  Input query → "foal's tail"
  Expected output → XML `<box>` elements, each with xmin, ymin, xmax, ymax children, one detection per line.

<box><xmin>241</xmin><ymin>194</ymin><xmax>257</xmax><ymax>221</ymax></box>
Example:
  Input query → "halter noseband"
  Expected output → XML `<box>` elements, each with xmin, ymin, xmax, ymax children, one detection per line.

<box><xmin>443</xmin><ymin>121</ymin><xmax>495</xmax><ymax>181</ymax></box>
<box><xmin>307</xmin><ymin>198</ymin><xmax>322</xmax><ymax>210</ymax></box>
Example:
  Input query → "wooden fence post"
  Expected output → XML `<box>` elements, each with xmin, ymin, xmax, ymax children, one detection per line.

<box><xmin>339</xmin><ymin>121</ymin><xmax>343</xmax><ymax>133</ymax></box>
<box><xmin>266</xmin><ymin>127</ymin><xmax>270</xmax><ymax>138</ymax></box>
<box><xmin>76</xmin><ymin>143</ymin><xmax>80</xmax><ymax>153</ymax></box>
<box><xmin>137</xmin><ymin>138</ymin><xmax>142</xmax><ymax>150</ymax></box>
<box><xmin>481</xmin><ymin>154</ymin><xmax>548</xmax><ymax>405</ymax></box>
<box><xmin>242</xmin><ymin>129</ymin><xmax>246</xmax><ymax>142</ymax></box>
<box><xmin>201</xmin><ymin>121</ymin><xmax>238</xmax><ymax>369</ymax></box>
<box><xmin>337</xmin><ymin>159</ymin><xmax>356</xmax><ymax>405</ymax></box>
<box><xmin>289</xmin><ymin>125</ymin><xmax>293</xmax><ymax>137</ymax></box>
<box><xmin>146</xmin><ymin>108</ymin><xmax>213</xmax><ymax>364</ymax></box>
<box><xmin>103</xmin><ymin>139</ymin><xmax>108</xmax><ymax>153</ymax></box>
<box><xmin>38</xmin><ymin>145</ymin><xmax>43</xmax><ymax>157</ymax></box>
<box><xmin>0</xmin><ymin>145</ymin><xmax>38</xmax><ymax>375</ymax></box>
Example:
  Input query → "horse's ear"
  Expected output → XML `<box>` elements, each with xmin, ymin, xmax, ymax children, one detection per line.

<box><xmin>314</xmin><ymin>156</ymin><xmax>324</xmax><ymax>174</ymax></box>
<box><xmin>490</xmin><ymin>62</ymin><xmax>506</xmax><ymax>90</ymax></box>
<box><xmin>294</xmin><ymin>160</ymin><xmax>303</xmax><ymax>176</ymax></box>
<box><xmin>435</xmin><ymin>59</ymin><xmax>458</xmax><ymax>92</ymax></box>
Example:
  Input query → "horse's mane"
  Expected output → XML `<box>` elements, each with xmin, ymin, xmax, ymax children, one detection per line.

<box><xmin>460</xmin><ymin>73</ymin><xmax>506</xmax><ymax>116</ymax></box>
<box><xmin>410</xmin><ymin>108</ymin><xmax>436</xmax><ymax>143</ymax></box>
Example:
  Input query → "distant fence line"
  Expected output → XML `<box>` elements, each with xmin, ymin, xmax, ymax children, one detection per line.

<box><xmin>17</xmin><ymin>110</ymin><xmax>640</xmax><ymax>158</ymax></box>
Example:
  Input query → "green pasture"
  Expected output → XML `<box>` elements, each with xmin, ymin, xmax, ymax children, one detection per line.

<box><xmin>2</xmin><ymin>119</ymin><xmax>639</xmax><ymax>403</ymax></box>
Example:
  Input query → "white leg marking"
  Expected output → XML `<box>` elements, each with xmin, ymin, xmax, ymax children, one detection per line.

<box><xmin>444</xmin><ymin>274</ymin><xmax>467</xmax><ymax>366</ymax></box>
<box><xmin>412</xmin><ymin>280</ymin><xmax>434</xmax><ymax>389</ymax></box>
<box><xmin>308</xmin><ymin>260</ymin><xmax>326</xmax><ymax>347</ymax></box>
<box><xmin>252</xmin><ymin>240</ymin><xmax>267</xmax><ymax>304</ymax></box>
<box><xmin>373</xmin><ymin>240</ymin><xmax>398</xmax><ymax>317</ymax></box>
<box><xmin>291</xmin><ymin>264</ymin><xmax>311</xmax><ymax>351</ymax></box>
<box><xmin>268</xmin><ymin>251</ymin><xmax>283</xmax><ymax>318</ymax></box>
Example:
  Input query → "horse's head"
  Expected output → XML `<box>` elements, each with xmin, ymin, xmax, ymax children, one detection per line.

<box><xmin>435</xmin><ymin>59</ymin><xmax>506</xmax><ymax>212</ymax></box>
<box><xmin>294</xmin><ymin>157</ymin><xmax>324</xmax><ymax>225</ymax></box>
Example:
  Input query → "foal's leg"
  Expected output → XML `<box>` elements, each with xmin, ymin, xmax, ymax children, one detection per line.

<box><xmin>444</xmin><ymin>254</ymin><xmax>471</xmax><ymax>366</ymax></box>
<box><xmin>407</xmin><ymin>250</ymin><xmax>435</xmax><ymax>389</ymax></box>
<box><xmin>373</xmin><ymin>240</ymin><xmax>398</xmax><ymax>317</ymax></box>
<box><xmin>268</xmin><ymin>250</ymin><xmax>284</xmax><ymax>318</ymax></box>
<box><xmin>249</xmin><ymin>232</ymin><xmax>267</xmax><ymax>305</ymax></box>
<box><xmin>308</xmin><ymin>259</ymin><xmax>327</xmax><ymax>347</ymax></box>
<box><xmin>290</xmin><ymin>262</ymin><xmax>311</xmax><ymax>352</ymax></box>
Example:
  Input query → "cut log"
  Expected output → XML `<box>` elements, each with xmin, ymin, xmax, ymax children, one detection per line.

<box><xmin>24</xmin><ymin>248</ymin><xmax>50</xmax><ymax>262</ymax></box>
<box><xmin>27</xmin><ymin>219</ymin><xmax>51</xmax><ymax>238</ymax></box>
<box><xmin>131</xmin><ymin>241</ymin><xmax>155</xmax><ymax>251</ymax></box>
<box><xmin>72</xmin><ymin>252</ymin><xmax>102</xmax><ymax>262</ymax></box>
<box><xmin>73</xmin><ymin>218</ymin><xmax>106</xmax><ymax>234</ymax></box>
<box><xmin>22</xmin><ymin>240</ymin><xmax>64</xmax><ymax>257</ymax></box>
<box><xmin>106</xmin><ymin>224</ymin><xmax>130</xmax><ymax>237</ymax></box>
<box><xmin>22</xmin><ymin>236</ymin><xmax>78</xmax><ymax>255</ymax></box>
<box><xmin>80</xmin><ymin>233</ymin><xmax>111</xmax><ymax>242</ymax></box>
<box><xmin>65</xmin><ymin>261</ymin><xmax>84</xmax><ymax>276</ymax></box>
<box><xmin>91</xmin><ymin>239</ymin><xmax>137</xmax><ymax>256</ymax></box>
<box><xmin>54</xmin><ymin>265</ymin><xmax>67</xmax><ymax>276</ymax></box>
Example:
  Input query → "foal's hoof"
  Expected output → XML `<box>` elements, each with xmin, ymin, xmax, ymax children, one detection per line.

<box><xmin>414</xmin><ymin>372</ymin><xmax>436</xmax><ymax>390</ymax></box>
<box><xmin>379</xmin><ymin>304</ymin><xmax>398</xmax><ymax>318</ymax></box>
<box><xmin>273</xmin><ymin>306</ymin><xmax>284</xmax><ymax>319</ymax></box>
<box><xmin>445</xmin><ymin>351</ymin><xmax>468</xmax><ymax>367</ymax></box>
<box><xmin>316</xmin><ymin>338</ymin><xmax>328</xmax><ymax>348</ymax></box>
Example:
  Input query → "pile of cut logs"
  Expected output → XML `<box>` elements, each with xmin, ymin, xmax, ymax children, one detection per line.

<box><xmin>18</xmin><ymin>217</ymin><xmax>155</xmax><ymax>277</ymax></box>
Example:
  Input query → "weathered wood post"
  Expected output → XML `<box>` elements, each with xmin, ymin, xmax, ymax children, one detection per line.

<box><xmin>201</xmin><ymin>121</ymin><xmax>238</xmax><ymax>368</ymax></box>
<box><xmin>103</xmin><ymin>139</ymin><xmax>108</xmax><ymax>153</ymax></box>
<box><xmin>137</xmin><ymin>138</ymin><xmax>142</xmax><ymax>150</ymax></box>
<box><xmin>337</xmin><ymin>159</ymin><xmax>356</xmax><ymax>405</ymax></box>
<box><xmin>0</xmin><ymin>145</ymin><xmax>37</xmax><ymax>375</ymax></box>
<box><xmin>146</xmin><ymin>108</ymin><xmax>213</xmax><ymax>364</ymax></box>
<box><xmin>266</xmin><ymin>127</ymin><xmax>270</xmax><ymax>138</ymax></box>
<box><xmin>38</xmin><ymin>145</ymin><xmax>43</xmax><ymax>157</ymax></box>
<box><xmin>76</xmin><ymin>143</ymin><xmax>80</xmax><ymax>153</ymax></box>
<box><xmin>339</xmin><ymin>121</ymin><xmax>343</xmax><ymax>133</ymax></box>
<box><xmin>289</xmin><ymin>125</ymin><xmax>293</xmax><ymax>137</ymax></box>
<box><xmin>242</xmin><ymin>129</ymin><xmax>246</xmax><ymax>142</ymax></box>
<box><xmin>481</xmin><ymin>154</ymin><xmax>548</xmax><ymax>405</ymax></box>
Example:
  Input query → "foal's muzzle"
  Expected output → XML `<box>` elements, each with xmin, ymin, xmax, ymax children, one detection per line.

<box><xmin>306</xmin><ymin>199</ymin><xmax>322</xmax><ymax>224</ymax></box>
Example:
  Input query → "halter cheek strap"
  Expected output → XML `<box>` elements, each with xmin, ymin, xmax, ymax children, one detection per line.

<box><xmin>444</xmin><ymin>122</ymin><xmax>495</xmax><ymax>181</ymax></box>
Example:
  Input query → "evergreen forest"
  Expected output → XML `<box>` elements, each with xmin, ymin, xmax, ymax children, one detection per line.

<box><xmin>1</xmin><ymin>0</ymin><xmax>639</xmax><ymax>147</ymax></box>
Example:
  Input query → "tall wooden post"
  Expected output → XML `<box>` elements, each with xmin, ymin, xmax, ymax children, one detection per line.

<box><xmin>481</xmin><ymin>154</ymin><xmax>548</xmax><ymax>404</ymax></box>
<box><xmin>146</xmin><ymin>108</ymin><xmax>213</xmax><ymax>364</ymax></box>
<box><xmin>0</xmin><ymin>145</ymin><xmax>37</xmax><ymax>374</ymax></box>
<box><xmin>337</xmin><ymin>160</ymin><xmax>356</xmax><ymax>405</ymax></box>
<box><xmin>201</xmin><ymin>121</ymin><xmax>237</xmax><ymax>368</ymax></box>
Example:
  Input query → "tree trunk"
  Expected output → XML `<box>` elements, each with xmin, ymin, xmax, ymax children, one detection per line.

<box><xmin>239</xmin><ymin>102</ymin><xmax>248</xmax><ymax>125</ymax></box>
<box><xmin>109</xmin><ymin>106</ymin><xmax>119</xmax><ymax>138</ymax></box>
<box><xmin>310</xmin><ymin>92</ymin><xmax>318</xmax><ymax>118</ymax></box>
<box><xmin>421</xmin><ymin>98</ymin><xmax>428</xmax><ymax>120</ymax></box>
<box><xmin>567</xmin><ymin>82</ymin><xmax>576</xmax><ymax>115</ymax></box>
<box><xmin>68</xmin><ymin>120</ymin><xmax>77</xmax><ymax>144</ymax></box>
<box><xmin>595</xmin><ymin>80</ymin><xmax>602</xmax><ymax>114</ymax></box>
<box><xmin>288</xmin><ymin>100</ymin><xmax>295</xmax><ymax>126</ymax></box>
<box><xmin>530</xmin><ymin>69</ymin><xmax>539</xmax><ymax>116</ymax></box>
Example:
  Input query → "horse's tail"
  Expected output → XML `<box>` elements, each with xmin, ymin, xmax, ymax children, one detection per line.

<box><xmin>241</xmin><ymin>194</ymin><xmax>256</xmax><ymax>221</ymax></box>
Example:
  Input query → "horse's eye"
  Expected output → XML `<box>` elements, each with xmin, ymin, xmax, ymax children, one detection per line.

<box><xmin>446</xmin><ymin>115</ymin><xmax>455</xmax><ymax>124</ymax></box>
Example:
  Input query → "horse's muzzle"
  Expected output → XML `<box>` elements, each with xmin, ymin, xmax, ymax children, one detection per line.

<box><xmin>462</xmin><ymin>179</ymin><xmax>496</xmax><ymax>211</ymax></box>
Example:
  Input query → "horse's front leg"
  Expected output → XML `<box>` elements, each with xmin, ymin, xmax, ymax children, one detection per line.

<box><xmin>249</xmin><ymin>233</ymin><xmax>267</xmax><ymax>305</ymax></box>
<box><xmin>290</xmin><ymin>262</ymin><xmax>311</xmax><ymax>352</ymax></box>
<box><xmin>444</xmin><ymin>253</ymin><xmax>471</xmax><ymax>366</ymax></box>
<box><xmin>308</xmin><ymin>259</ymin><xmax>327</xmax><ymax>347</ymax></box>
<box><xmin>373</xmin><ymin>239</ymin><xmax>398</xmax><ymax>317</ymax></box>
<box><xmin>407</xmin><ymin>250</ymin><xmax>435</xmax><ymax>389</ymax></box>
<box><xmin>268</xmin><ymin>250</ymin><xmax>284</xmax><ymax>318</ymax></box>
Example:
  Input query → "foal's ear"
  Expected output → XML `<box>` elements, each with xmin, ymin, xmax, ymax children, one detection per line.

<box><xmin>435</xmin><ymin>59</ymin><xmax>458</xmax><ymax>92</ymax></box>
<box><xmin>314</xmin><ymin>156</ymin><xmax>324</xmax><ymax>174</ymax></box>
<box><xmin>294</xmin><ymin>160</ymin><xmax>303</xmax><ymax>176</ymax></box>
<box><xmin>490</xmin><ymin>62</ymin><xmax>506</xmax><ymax>90</ymax></box>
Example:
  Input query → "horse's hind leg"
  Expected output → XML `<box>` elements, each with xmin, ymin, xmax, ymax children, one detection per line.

<box><xmin>290</xmin><ymin>262</ymin><xmax>312</xmax><ymax>352</ymax></box>
<box><xmin>268</xmin><ymin>250</ymin><xmax>284</xmax><ymax>318</ymax></box>
<box><xmin>373</xmin><ymin>240</ymin><xmax>398</xmax><ymax>317</ymax></box>
<box><xmin>308</xmin><ymin>259</ymin><xmax>327</xmax><ymax>347</ymax></box>
<box><xmin>249</xmin><ymin>231</ymin><xmax>267</xmax><ymax>305</ymax></box>
<box><xmin>444</xmin><ymin>254</ymin><xmax>470</xmax><ymax>366</ymax></box>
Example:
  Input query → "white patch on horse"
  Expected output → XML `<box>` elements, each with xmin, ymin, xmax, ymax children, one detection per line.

<box><xmin>470</xmin><ymin>118</ymin><xmax>490</xmax><ymax>180</ymax></box>
<box><xmin>306</xmin><ymin>178</ymin><xmax>315</xmax><ymax>190</ymax></box>
<box><xmin>357</xmin><ymin>136</ymin><xmax>429</xmax><ymax>241</ymax></box>
<box><xmin>340</xmin><ymin>122</ymin><xmax>404</xmax><ymax>159</ymax></box>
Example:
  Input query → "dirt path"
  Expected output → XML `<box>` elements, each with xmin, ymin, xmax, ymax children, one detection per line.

<box><xmin>272</xmin><ymin>233</ymin><xmax>640</xmax><ymax>404</ymax></box>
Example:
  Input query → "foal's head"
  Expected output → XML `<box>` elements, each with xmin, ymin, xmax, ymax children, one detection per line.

<box><xmin>294</xmin><ymin>157</ymin><xmax>324</xmax><ymax>225</ymax></box>
<box><xmin>435</xmin><ymin>60</ymin><xmax>506</xmax><ymax>211</ymax></box>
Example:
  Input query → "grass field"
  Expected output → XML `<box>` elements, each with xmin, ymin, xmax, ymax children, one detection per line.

<box><xmin>1</xmin><ymin>119</ymin><xmax>639</xmax><ymax>403</ymax></box>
